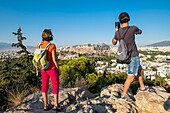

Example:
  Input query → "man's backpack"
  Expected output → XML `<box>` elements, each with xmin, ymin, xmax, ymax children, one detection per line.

<box><xmin>32</xmin><ymin>43</ymin><xmax>51</xmax><ymax>76</ymax></box>
<box><xmin>116</xmin><ymin>27</ymin><xmax>132</xmax><ymax>64</ymax></box>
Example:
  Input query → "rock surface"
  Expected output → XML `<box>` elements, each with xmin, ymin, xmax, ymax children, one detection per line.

<box><xmin>135</xmin><ymin>86</ymin><xmax>170</xmax><ymax>113</ymax></box>
<box><xmin>4</xmin><ymin>84</ymin><xmax>170</xmax><ymax>113</ymax></box>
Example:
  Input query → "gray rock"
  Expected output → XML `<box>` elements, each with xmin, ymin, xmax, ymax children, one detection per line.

<box><xmin>135</xmin><ymin>86</ymin><xmax>170</xmax><ymax>113</ymax></box>
<box><xmin>100</xmin><ymin>84</ymin><xmax>133</xmax><ymax>99</ymax></box>
<box><xmin>66</xmin><ymin>84</ymin><xmax>138</xmax><ymax>113</ymax></box>
<box><xmin>100</xmin><ymin>84</ymin><xmax>138</xmax><ymax>113</ymax></box>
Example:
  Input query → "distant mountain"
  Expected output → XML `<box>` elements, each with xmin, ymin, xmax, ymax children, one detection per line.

<box><xmin>0</xmin><ymin>42</ymin><xmax>35</xmax><ymax>50</ymax></box>
<box><xmin>0</xmin><ymin>42</ymin><xmax>12</xmax><ymax>49</ymax></box>
<box><xmin>147</xmin><ymin>41</ymin><xmax>170</xmax><ymax>47</ymax></box>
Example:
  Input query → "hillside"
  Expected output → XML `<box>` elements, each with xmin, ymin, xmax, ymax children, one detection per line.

<box><xmin>0</xmin><ymin>42</ymin><xmax>12</xmax><ymax>49</ymax></box>
<box><xmin>0</xmin><ymin>42</ymin><xmax>35</xmax><ymax>50</ymax></box>
<box><xmin>147</xmin><ymin>41</ymin><xmax>170</xmax><ymax>47</ymax></box>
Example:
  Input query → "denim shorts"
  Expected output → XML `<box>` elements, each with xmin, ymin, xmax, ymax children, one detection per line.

<box><xmin>128</xmin><ymin>56</ymin><xmax>142</xmax><ymax>76</ymax></box>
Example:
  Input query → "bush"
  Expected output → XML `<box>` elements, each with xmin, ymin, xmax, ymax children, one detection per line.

<box><xmin>86</xmin><ymin>73</ymin><xmax>106</xmax><ymax>93</ymax></box>
<box><xmin>0</xmin><ymin>55</ymin><xmax>40</xmax><ymax>110</ymax></box>
<box><xmin>60</xmin><ymin>57</ymin><xmax>95</xmax><ymax>88</ymax></box>
<box><xmin>86</xmin><ymin>73</ymin><xmax>100</xmax><ymax>88</ymax></box>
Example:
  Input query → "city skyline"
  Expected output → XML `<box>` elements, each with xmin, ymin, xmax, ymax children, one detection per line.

<box><xmin>0</xmin><ymin>0</ymin><xmax>170</xmax><ymax>47</ymax></box>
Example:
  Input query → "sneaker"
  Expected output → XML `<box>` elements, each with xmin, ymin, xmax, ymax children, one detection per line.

<box><xmin>43</xmin><ymin>105</ymin><xmax>51</xmax><ymax>111</ymax></box>
<box><xmin>53</xmin><ymin>105</ymin><xmax>63</xmax><ymax>111</ymax></box>
<box><xmin>139</xmin><ymin>87</ymin><xmax>148</xmax><ymax>91</ymax></box>
<box><xmin>138</xmin><ymin>87</ymin><xmax>156</xmax><ymax>93</ymax></box>
<box><xmin>121</xmin><ymin>94</ymin><xmax>133</xmax><ymax>102</ymax></box>
<box><xmin>148</xmin><ymin>86</ymin><xmax>156</xmax><ymax>93</ymax></box>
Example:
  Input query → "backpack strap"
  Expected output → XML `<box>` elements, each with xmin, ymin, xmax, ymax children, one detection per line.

<box><xmin>45</xmin><ymin>43</ymin><xmax>51</xmax><ymax>50</ymax></box>
<box><xmin>118</xmin><ymin>27</ymin><xmax>130</xmax><ymax>40</ymax></box>
<box><xmin>35</xmin><ymin>43</ymin><xmax>41</xmax><ymax>49</ymax></box>
<box><xmin>39</xmin><ymin>43</ymin><xmax>51</xmax><ymax>61</ymax></box>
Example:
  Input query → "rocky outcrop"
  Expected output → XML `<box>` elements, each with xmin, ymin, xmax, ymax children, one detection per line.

<box><xmin>4</xmin><ymin>87</ymin><xmax>95</xmax><ymax>113</ymax></box>
<box><xmin>65</xmin><ymin>84</ymin><xmax>138</xmax><ymax>113</ymax></box>
<box><xmin>135</xmin><ymin>86</ymin><xmax>170</xmax><ymax>113</ymax></box>
<box><xmin>4</xmin><ymin>84</ymin><xmax>170</xmax><ymax>113</ymax></box>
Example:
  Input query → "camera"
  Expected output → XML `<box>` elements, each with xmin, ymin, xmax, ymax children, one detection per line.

<box><xmin>115</xmin><ymin>22</ymin><xmax>120</xmax><ymax>29</ymax></box>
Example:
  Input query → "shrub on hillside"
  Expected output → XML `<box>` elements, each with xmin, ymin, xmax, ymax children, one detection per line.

<box><xmin>59</xmin><ymin>57</ymin><xmax>95</xmax><ymax>88</ymax></box>
<box><xmin>0</xmin><ymin>55</ymin><xmax>40</xmax><ymax>110</ymax></box>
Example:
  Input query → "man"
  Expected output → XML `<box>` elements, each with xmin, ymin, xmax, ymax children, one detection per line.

<box><xmin>112</xmin><ymin>12</ymin><xmax>146</xmax><ymax>102</ymax></box>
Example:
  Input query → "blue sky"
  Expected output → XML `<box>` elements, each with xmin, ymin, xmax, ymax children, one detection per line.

<box><xmin>0</xmin><ymin>0</ymin><xmax>170</xmax><ymax>47</ymax></box>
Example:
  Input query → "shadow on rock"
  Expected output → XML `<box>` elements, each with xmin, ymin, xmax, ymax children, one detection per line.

<box><xmin>164</xmin><ymin>96</ymin><xmax>170</xmax><ymax>111</ymax></box>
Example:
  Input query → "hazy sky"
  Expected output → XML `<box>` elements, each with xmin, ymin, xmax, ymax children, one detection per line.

<box><xmin>0</xmin><ymin>0</ymin><xmax>170</xmax><ymax>47</ymax></box>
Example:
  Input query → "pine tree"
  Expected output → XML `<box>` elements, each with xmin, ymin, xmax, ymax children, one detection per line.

<box><xmin>12</xmin><ymin>27</ymin><xmax>30</xmax><ymax>55</ymax></box>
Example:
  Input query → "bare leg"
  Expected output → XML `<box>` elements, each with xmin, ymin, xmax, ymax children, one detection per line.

<box><xmin>122</xmin><ymin>75</ymin><xmax>135</xmax><ymax>96</ymax></box>
<box><xmin>137</xmin><ymin>69</ymin><xmax>145</xmax><ymax>89</ymax></box>
<box><xmin>53</xmin><ymin>94</ymin><xmax>59</xmax><ymax>107</ymax></box>
<box><xmin>42</xmin><ymin>92</ymin><xmax>48</xmax><ymax>106</ymax></box>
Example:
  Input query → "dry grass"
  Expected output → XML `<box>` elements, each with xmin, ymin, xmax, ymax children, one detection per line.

<box><xmin>74</xmin><ymin>77</ymin><xmax>88</xmax><ymax>89</ymax></box>
<box><xmin>5</xmin><ymin>83</ymin><xmax>31</xmax><ymax>107</ymax></box>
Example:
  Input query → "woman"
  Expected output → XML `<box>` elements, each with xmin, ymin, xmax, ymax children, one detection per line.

<box><xmin>39</xmin><ymin>29</ymin><xmax>60</xmax><ymax>110</ymax></box>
